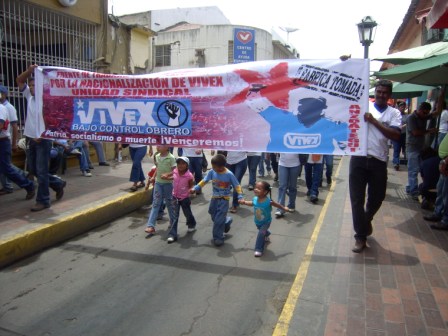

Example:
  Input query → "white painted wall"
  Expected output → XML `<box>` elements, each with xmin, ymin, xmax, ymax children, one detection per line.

<box><xmin>153</xmin><ymin>25</ymin><xmax>275</xmax><ymax>71</ymax></box>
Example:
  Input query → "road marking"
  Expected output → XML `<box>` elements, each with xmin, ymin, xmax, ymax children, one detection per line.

<box><xmin>272</xmin><ymin>157</ymin><xmax>344</xmax><ymax>336</ymax></box>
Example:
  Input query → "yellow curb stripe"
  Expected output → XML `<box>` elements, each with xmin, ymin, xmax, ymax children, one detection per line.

<box><xmin>272</xmin><ymin>157</ymin><xmax>344</xmax><ymax>336</ymax></box>
<box><xmin>0</xmin><ymin>190</ymin><xmax>150</xmax><ymax>268</ymax></box>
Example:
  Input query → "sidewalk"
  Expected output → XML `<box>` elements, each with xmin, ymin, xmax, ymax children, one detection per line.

<box><xmin>0</xmin><ymin>157</ymin><xmax>152</xmax><ymax>268</ymax></box>
<box><xmin>286</xmin><ymin>156</ymin><xmax>448</xmax><ymax>335</ymax></box>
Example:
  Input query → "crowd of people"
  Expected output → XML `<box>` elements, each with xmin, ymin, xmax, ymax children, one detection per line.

<box><xmin>1</xmin><ymin>66</ymin><xmax>448</xmax><ymax>257</ymax></box>
<box><xmin>0</xmin><ymin>65</ymin><xmax>111</xmax><ymax>212</ymax></box>
<box><xmin>141</xmin><ymin>146</ymin><xmax>330</xmax><ymax>256</ymax></box>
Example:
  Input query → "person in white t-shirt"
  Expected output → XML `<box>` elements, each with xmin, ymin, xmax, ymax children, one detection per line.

<box><xmin>0</xmin><ymin>85</ymin><xmax>22</xmax><ymax>194</ymax></box>
<box><xmin>0</xmin><ymin>104</ymin><xmax>35</xmax><ymax>199</ymax></box>
<box><xmin>17</xmin><ymin>65</ymin><xmax>66</xmax><ymax>211</ymax></box>
<box><xmin>350</xmin><ymin>79</ymin><xmax>401</xmax><ymax>253</ymax></box>
<box><xmin>275</xmin><ymin>153</ymin><xmax>300</xmax><ymax>217</ymax></box>
<box><xmin>434</xmin><ymin>101</ymin><xmax>448</xmax><ymax>148</ymax></box>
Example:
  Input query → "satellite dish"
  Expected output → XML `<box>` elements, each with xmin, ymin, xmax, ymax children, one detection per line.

<box><xmin>279</xmin><ymin>27</ymin><xmax>299</xmax><ymax>33</ymax></box>
<box><xmin>279</xmin><ymin>26</ymin><xmax>299</xmax><ymax>42</ymax></box>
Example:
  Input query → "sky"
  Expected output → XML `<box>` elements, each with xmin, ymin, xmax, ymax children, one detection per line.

<box><xmin>108</xmin><ymin>0</ymin><xmax>412</xmax><ymax>71</ymax></box>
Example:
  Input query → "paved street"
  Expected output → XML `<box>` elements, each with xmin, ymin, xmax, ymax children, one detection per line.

<box><xmin>0</xmin><ymin>157</ymin><xmax>332</xmax><ymax>336</ymax></box>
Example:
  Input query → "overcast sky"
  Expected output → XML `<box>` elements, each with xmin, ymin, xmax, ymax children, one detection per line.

<box><xmin>108</xmin><ymin>0</ymin><xmax>411</xmax><ymax>71</ymax></box>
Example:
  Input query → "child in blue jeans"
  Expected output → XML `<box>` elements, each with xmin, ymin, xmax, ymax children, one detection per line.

<box><xmin>145</xmin><ymin>146</ymin><xmax>176</xmax><ymax>236</ymax></box>
<box><xmin>239</xmin><ymin>181</ymin><xmax>289</xmax><ymax>257</ymax></box>
<box><xmin>190</xmin><ymin>154</ymin><xmax>243</xmax><ymax>246</ymax></box>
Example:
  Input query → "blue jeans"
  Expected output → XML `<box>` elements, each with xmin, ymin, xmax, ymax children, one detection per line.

<box><xmin>434</xmin><ymin>175</ymin><xmax>447</xmax><ymax>217</ymax></box>
<box><xmin>406</xmin><ymin>149</ymin><xmax>421</xmax><ymax>196</ymax></box>
<box><xmin>255</xmin><ymin>223</ymin><xmax>271</xmax><ymax>252</ymax></box>
<box><xmin>208</xmin><ymin>198</ymin><xmax>232</xmax><ymax>241</ymax></box>
<box><xmin>89</xmin><ymin>141</ymin><xmax>106</xmax><ymax>163</ymax></box>
<box><xmin>0</xmin><ymin>173</ymin><xmax>13</xmax><ymax>191</ymax></box>
<box><xmin>226</xmin><ymin>158</ymin><xmax>247</xmax><ymax>208</ymax></box>
<box><xmin>278</xmin><ymin>165</ymin><xmax>300</xmax><ymax>214</ymax></box>
<box><xmin>258</xmin><ymin>153</ymin><xmax>271</xmax><ymax>176</ymax></box>
<box><xmin>28</xmin><ymin>139</ymin><xmax>65</xmax><ymax>206</ymax></box>
<box><xmin>441</xmin><ymin>175</ymin><xmax>448</xmax><ymax>224</ymax></box>
<box><xmin>73</xmin><ymin>141</ymin><xmax>90</xmax><ymax>172</ymax></box>
<box><xmin>270</xmin><ymin>153</ymin><xmax>278</xmax><ymax>175</ymax></box>
<box><xmin>188</xmin><ymin>156</ymin><xmax>203</xmax><ymax>184</ymax></box>
<box><xmin>305</xmin><ymin>163</ymin><xmax>323</xmax><ymax>197</ymax></box>
<box><xmin>0</xmin><ymin>139</ymin><xmax>33</xmax><ymax>192</ymax></box>
<box><xmin>432</xmin><ymin>133</ymin><xmax>447</xmax><ymax>149</ymax></box>
<box><xmin>392</xmin><ymin>133</ymin><xmax>406</xmax><ymax>165</ymax></box>
<box><xmin>146</xmin><ymin>182</ymin><xmax>175</xmax><ymax>228</ymax></box>
<box><xmin>322</xmin><ymin>155</ymin><xmax>333</xmax><ymax>180</ymax></box>
<box><xmin>247</xmin><ymin>155</ymin><xmax>261</xmax><ymax>186</ymax></box>
<box><xmin>129</xmin><ymin>146</ymin><xmax>147</xmax><ymax>183</ymax></box>
<box><xmin>168</xmin><ymin>197</ymin><xmax>197</xmax><ymax>238</ymax></box>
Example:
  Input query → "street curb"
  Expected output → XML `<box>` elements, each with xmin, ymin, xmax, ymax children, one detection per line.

<box><xmin>0</xmin><ymin>189</ymin><xmax>151</xmax><ymax>269</ymax></box>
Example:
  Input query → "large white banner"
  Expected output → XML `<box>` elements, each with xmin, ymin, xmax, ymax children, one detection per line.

<box><xmin>35</xmin><ymin>58</ymin><xmax>369</xmax><ymax>154</ymax></box>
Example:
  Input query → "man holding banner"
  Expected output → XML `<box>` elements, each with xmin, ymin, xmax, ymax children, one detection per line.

<box><xmin>34</xmin><ymin>59</ymin><xmax>369</xmax><ymax>156</ymax></box>
<box><xmin>349</xmin><ymin>79</ymin><xmax>401</xmax><ymax>253</ymax></box>
<box><xmin>17</xmin><ymin>65</ymin><xmax>67</xmax><ymax>211</ymax></box>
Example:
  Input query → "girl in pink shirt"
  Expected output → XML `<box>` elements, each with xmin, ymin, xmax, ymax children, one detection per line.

<box><xmin>166</xmin><ymin>156</ymin><xmax>197</xmax><ymax>243</ymax></box>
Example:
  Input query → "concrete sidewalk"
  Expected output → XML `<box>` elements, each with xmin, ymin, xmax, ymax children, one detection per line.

<box><xmin>282</xmin><ymin>156</ymin><xmax>448</xmax><ymax>335</ymax></box>
<box><xmin>0</xmin><ymin>158</ymin><xmax>152</xmax><ymax>268</ymax></box>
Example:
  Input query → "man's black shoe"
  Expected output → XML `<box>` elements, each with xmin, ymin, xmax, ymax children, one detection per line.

<box><xmin>31</xmin><ymin>203</ymin><xmax>50</xmax><ymax>212</ymax></box>
<box><xmin>56</xmin><ymin>181</ymin><xmax>67</xmax><ymax>201</ymax></box>
<box><xmin>0</xmin><ymin>188</ymin><xmax>13</xmax><ymax>195</ymax></box>
<box><xmin>25</xmin><ymin>187</ymin><xmax>35</xmax><ymax>200</ymax></box>
<box><xmin>423</xmin><ymin>214</ymin><xmax>442</xmax><ymax>222</ymax></box>
<box><xmin>430</xmin><ymin>222</ymin><xmax>448</xmax><ymax>230</ymax></box>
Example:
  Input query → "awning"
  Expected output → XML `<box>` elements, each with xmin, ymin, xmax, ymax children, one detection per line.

<box><xmin>374</xmin><ymin>42</ymin><xmax>448</xmax><ymax>65</ymax></box>
<box><xmin>374</xmin><ymin>53</ymin><xmax>448</xmax><ymax>86</ymax></box>
<box><xmin>427</xmin><ymin>0</ymin><xmax>448</xmax><ymax>29</ymax></box>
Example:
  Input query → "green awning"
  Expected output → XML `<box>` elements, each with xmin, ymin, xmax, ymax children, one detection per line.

<box><xmin>374</xmin><ymin>53</ymin><xmax>448</xmax><ymax>86</ymax></box>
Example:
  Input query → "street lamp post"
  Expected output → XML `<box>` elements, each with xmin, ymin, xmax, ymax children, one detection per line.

<box><xmin>357</xmin><ymin>16</ymin><xmax>378</xmax><ymax>59</ymax></box>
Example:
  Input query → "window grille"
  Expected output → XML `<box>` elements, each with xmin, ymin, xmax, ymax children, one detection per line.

<box><xmin>0</xmin><ymin>0</ymin><xmax>97</xmax><ymax>133</ymax></box>
<box><xmin>155</xmin><ymin>45</ymin><xmax>171</xmax><ymax>67</ymax></box>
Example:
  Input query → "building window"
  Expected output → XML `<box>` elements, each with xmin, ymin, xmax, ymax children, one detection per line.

<box><xmin>422</xmin><ymin>25</ymin><xmax>446</xmax><ymax>44</ymax></box>
<box><xmin>0</xmin><ymin>0</ymin><xmax>96</xmax><ymax>132</ymax></box>
<box><xmin>155</xmin><ymin>45</ymin><xmax>171</xmax><ymax>67</ymax></box>
<box><xmin>228</xmin><ymin>41</ymin><xmax>234</xmax><ymax>64</ymax></box>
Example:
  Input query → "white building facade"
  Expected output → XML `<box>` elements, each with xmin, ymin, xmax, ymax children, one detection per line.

<box><xmin>118</xmin><ymin>7</ymin><xmax>298</xmax><ymax>73</ymax></box>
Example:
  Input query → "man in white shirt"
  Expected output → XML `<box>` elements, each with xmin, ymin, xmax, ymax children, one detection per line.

<box><xmin>0</xmin><ymin>103</ymin><xmax>35</xmax><ymax>199</ymax></box>
<box><xmin>17</xmin><ymin>65</ymin><xmax>66</xmax><ymax>211</ymax></box>
<box><xmin>350</xmin><ymin>79</ymin><xmax>401</xmax><ymax>253</ymax></box>
<box><xmin>0</xmin><ymin>85</ymin><xmax>21</xmax><ymax>194</ymax></box>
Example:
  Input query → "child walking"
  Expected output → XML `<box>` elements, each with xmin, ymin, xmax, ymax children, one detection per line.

<box><xmin>165</xmin><ymin>156</ymin><xmax>197</xmax><ymax>243</ymax></box>
<box><xmin>145</xmin><ymin>145</ymin><xmax>176</xmax><ymax>236</ymax></box>
<box><xmin>190</xmin><ymin>154</ymin><xmax>243</xmax><ymax>246</ymax></box>
<box><xmin>239</xmin><ymin>181</ymin><xmax>290</xmax><ymax>257</ymax></box>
